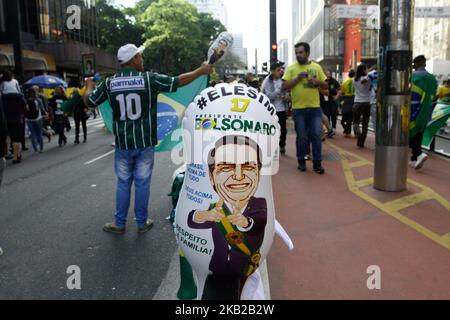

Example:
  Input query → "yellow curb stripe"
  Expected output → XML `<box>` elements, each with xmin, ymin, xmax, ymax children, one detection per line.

<box><xmin>442</xmin><ymin>233</ymin><xmax>450</xmax><ymax>242</ymax></box>
<box><xmin>348</xmin><ymin>160</ymin><xmax>372</xmax><ymax>169</ymax></box>
<box><xmin>383</xmin><ymin>191</ymin><xmax>433</xmax><ymax>212</ymax></box>
<box><xmin>326</xmin><ymin>141</ymin><xmax>450</xmax><ymax>251</ymax></box>
<box><xmin>355</xmin><ymin>177</ymin><xmax>374</xmax><ymax>188</ymax></box>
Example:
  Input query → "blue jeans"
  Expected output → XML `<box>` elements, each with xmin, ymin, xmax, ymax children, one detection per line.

<box><xmin>293</xmin><ymin>108</ymin><xmax>322</xmax><ymax>162</ymax></box>
<box><xmin>114</xmin><ymin>147</ymin><xmax>155</xmax><ymax>228</ymax></box>
<box><xmin>27</xmin><ymin>120</ymin><xmax>43</xmax><ymax>152</ymax></box>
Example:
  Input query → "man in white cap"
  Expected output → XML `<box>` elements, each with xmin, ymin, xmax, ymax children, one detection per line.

<box><xmin>85</xmin><ymin>44</ymin><xmax>213</xmax><ymax>234</ymax></box>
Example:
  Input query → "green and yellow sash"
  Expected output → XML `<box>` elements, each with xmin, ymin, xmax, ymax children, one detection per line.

<box><xmin>209</xmin><ymin>202</ymin><xmax>262</xmax><ymax>277</ymax></box>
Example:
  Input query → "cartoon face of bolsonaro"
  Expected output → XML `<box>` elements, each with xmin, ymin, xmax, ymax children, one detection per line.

<box><xmin>209</xmin><ymin>135</ymin><xmax>261</xmax><ymax>208</ymax></box>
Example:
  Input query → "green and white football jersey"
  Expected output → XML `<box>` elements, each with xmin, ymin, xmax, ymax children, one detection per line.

<box><xmin>88</xmin><ymin>67</ymin><xmax>179</xmax><ymax>149</ymax></box>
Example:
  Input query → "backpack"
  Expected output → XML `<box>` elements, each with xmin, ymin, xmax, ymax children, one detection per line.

<box><xmin>26</xmin><ymin>98</ymin><xmax>40</xmax><ymax>119</ymax></box>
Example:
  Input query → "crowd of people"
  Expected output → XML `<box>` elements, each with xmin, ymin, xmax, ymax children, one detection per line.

<box><xmin>218</xmin><ymin>42</ymin><xmax>449</xmax><ymax>174</ymax></box>
<box><xmin>1</xmin><ymin>42</ymin><xmax>449</xmax><ymax>236</ymax></box>
<box><xmin>0</xmin><ymin>71</ymin><xmax>93</xmax><ymax>167</ymax></box>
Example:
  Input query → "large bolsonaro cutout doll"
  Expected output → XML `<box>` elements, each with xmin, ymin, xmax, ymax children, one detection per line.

<box><xmin>175</xmin><ymin>83</ymin><xmax>283</xmax><ymax>299</ymax></box>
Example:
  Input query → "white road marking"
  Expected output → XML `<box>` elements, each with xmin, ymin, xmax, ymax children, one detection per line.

<box><xmin>84</xmin><ymin>150</ymin><xmax>115</xmax><ymax>165</ymax></box>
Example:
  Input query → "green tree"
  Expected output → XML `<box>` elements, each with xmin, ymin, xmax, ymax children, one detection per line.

<box><xmin>96</xmin><ymin>0</ymin><xmax>144</xmax><ymax>54</ymax></box>
<box><xmin>198</xmin><ymin>12</ymin><xmax>226</xmax><ymax>57</ymax></box>
<box><xmin>139</xmin><ymin>0</ymin><xmax>226</xmax><ymax>74</ymax></box>
<box><xmin>139</xmin><ymin>0</ymin><xmax>202</xmax><ymax>74</ymax></box>
<box><xmin>96</xmin><ymin>0</ymin><xmax>226</xmax><ymax>75</ymax></box>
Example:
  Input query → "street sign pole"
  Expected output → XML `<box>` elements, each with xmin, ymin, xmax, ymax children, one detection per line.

<box><xmin>374</xmin><ymin>0</ymin><xmax>414</xmax><ymax>192</ymax></box>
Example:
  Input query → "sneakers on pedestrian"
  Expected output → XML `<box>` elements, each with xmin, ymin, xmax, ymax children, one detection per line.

<box><xmin>304</xmin><ymin>154</ymin><xmax>311</xmax><ymax>161</ymax></box>
<box><xmin>408</xmin><ymin>161</ymin><xmax>416</xmax><ymax>168</ymax></box>
<box><xmin>103</xmin><ymin>222</ymin><xmax>125</xmax><ymax>234</ymax></box>
<box><xmin>414</xmin><ymin>153</ymin><xmax>428</xmax><ymax>170</ymax></box>
<box><xmin>313</xmin><ymin>161</ymin><xmax>325</xmax><ymax>174</ymax></box>
<box><xmin>138</xmin><ymin>219</ymin><xmax>154</xmax><ymax>234</ymax></box>
<box><xmin>280</xmin><ymin>147</ymin><xmax>286</xmax><ymax>155</ymax></box>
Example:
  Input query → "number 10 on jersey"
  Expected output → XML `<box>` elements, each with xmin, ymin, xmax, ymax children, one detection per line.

<box><xmin>116</xmin><ymin>93</ymin><xmax>142</xmax><ymax>120</ymax></box>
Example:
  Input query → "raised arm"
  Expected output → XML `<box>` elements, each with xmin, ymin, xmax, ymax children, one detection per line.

<box><xmin>178</xmin><ymin>63</ymin><xmax>213</xmax><ymax>87</ymax></box>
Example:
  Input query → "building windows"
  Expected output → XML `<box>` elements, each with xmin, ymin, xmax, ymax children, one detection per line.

<box><xmin>20</xmin><ymin>0</ymin><xmax>97</xmax><ymax>46</ymax></box>
<box><xmin>361</xmin><ymin>29</ymin><xmax>378</xmax><ymax>58</ymax></box>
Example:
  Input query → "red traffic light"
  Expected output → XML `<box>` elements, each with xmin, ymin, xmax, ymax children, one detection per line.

<box><xmin>271</xmin><ymin>44</ymin><xmax>277</xmax><ymax>51</ymax></box>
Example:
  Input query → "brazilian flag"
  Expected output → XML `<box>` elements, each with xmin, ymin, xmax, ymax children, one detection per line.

<box><xmin>422</xmin><ymin>103</ymin><xmax>450</xmax><ymax>146</ymax></box>
<box><xmin>98</xmin><ymin>75</ymin><xmax>208</xmax><ymax>152</ymax></box>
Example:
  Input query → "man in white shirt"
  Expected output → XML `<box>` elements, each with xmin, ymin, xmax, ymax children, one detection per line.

<box><xmin>261</xmin><ymin>62</ymin><xmax>289</xmax><ymax>154</ymax></box>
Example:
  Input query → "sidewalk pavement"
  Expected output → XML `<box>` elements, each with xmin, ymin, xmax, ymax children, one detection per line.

<box><xmin>268</xmin><ymin>124</ymin><xmax>450</xmax><ymax>299</ymax></box>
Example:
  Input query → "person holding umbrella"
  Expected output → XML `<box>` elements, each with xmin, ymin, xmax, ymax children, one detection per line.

<box><xmin>24</xmin><ymin>75</ymin><xmax>68</xmax><ymax>89</ymax></box>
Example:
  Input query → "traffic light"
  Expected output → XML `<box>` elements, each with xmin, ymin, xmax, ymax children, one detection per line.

<box><xmin>270</xmin><ymin>43</ymin><xmax>278</xmax><ymax>62</ymax></box>
<box><xmin>262</xmin><ymin>62</ymin><xmax>268</xmax><ymax>72</ymax></box>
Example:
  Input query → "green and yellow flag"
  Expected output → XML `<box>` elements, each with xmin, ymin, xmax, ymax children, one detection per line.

<box><xmin>410</xmin><ymin>72</ymin><xmax>438</xmax><ymax>138</ymax></box>
<box><xmin>422</xmin><ymin>103</ymin><xmax>450</xmax><ymax>146</ymax></box>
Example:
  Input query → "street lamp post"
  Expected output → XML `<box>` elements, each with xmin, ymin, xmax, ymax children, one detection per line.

<box><xmin>374</xmin><ymin>0</ymin><xmax>414</xmax><ymax>192</ymax></box>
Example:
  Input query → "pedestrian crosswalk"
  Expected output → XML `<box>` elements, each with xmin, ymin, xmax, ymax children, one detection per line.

<box><xmin>68</xmin><ymin>117</ymin><xmax>106</xmax><ymax>129</ymax></box>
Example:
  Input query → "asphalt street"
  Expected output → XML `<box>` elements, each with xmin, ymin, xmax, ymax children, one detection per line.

<box><xmin>0</xmin><ymin>117</ymin><xmax>179</xmax><ymax>299</ymax></box>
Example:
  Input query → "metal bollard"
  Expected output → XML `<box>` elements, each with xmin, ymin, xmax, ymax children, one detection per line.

<box><xmin>374</xmin><ymin>0</ymin><xmax>414</xmax><ymax>192</ymax></box>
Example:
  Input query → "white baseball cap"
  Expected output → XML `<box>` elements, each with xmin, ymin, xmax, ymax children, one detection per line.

<box><xmin>117</xmin><ymin>44</ymin><xmax>145</xmax><ymax>65</ymax></box>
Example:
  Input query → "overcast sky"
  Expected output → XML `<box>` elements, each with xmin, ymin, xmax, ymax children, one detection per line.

<box><xmin>112</xmin><ymin>0</ymin><xmax>293</xmax><ymax>68</ymax></box>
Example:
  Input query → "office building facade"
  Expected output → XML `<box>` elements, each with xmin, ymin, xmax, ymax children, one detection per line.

<box><xmin>292</xmin><ymin>0</ymin><xmax>378</xmax><ymax>79</ymax></box>
<box><xmin>187</xmin><ymin>0</ymin><xmax>228</xmax><ymax>27</ymax></box>
<box><xmin>0</xmin><ymin>0</ymin><xmax>116</xmax><ymax>85</ymax></box>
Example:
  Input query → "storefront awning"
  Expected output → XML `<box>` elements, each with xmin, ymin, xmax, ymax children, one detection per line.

<box><xmin>0</xmin><ymin>44</ymin><xmax>56</xmax><ymax>71</ymax></box>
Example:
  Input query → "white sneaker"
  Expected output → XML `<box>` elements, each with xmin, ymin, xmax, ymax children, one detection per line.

<box><xmin>414</xmin><ymin>153</ymin><xmax>428</xmax><ymax>170</ymax></box>
<box><xmin>408</xmin><ymin>161</ymin><xmax>416</xmax><ymax>168</ymax></box>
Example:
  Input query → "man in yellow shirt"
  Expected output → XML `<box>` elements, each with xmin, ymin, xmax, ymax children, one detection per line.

<box><xmin>282</xmin><ymin>42</ymin><xmax>328</xmax><ymax>174</ymax></box>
